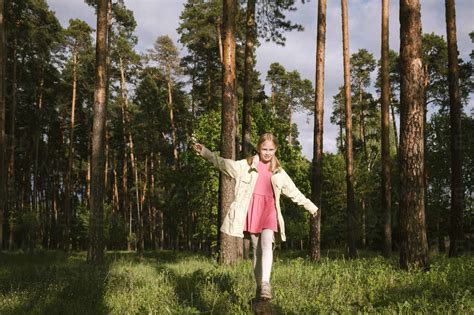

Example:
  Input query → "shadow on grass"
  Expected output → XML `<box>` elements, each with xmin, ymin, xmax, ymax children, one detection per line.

<box><xmin>106</xmin><ymin>249</ymin><xmax>210</xmax><ymax>265</ymax></box>
<box><xmin>0</xmin><ymin>251</ymin><xmax>110</xmax><ymax>315</ymax></box>
<box><xmin>150</xmin><ymin>256</ymin><xmax>284</xmax><ymax>314</ymax></box>
<box><xmin>274</xmin><ymin>248</ymin><xmax>389</xmax><ymax>262</ymax></box>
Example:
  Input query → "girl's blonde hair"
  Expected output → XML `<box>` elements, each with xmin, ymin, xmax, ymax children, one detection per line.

<box><xmin>246</xmin><ymin>133</ymin><xmax>281</xmax><ymax>172</ymax></box>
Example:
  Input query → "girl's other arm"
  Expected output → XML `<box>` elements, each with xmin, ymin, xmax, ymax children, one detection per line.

<box><xmin>193</xmin><ymin>143</ymin><xmax>240</xmax><ymax>179</ymax></box>
<box><xmin>281</xmin><ymin>172</ymin><xmax>318</xmax><ymax>216</ymax></box>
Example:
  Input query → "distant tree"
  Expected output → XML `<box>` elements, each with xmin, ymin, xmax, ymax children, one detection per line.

<box><xmin>266</xmin><ymin>63</ymin><xmax>314</xmax><ymax>146</ymax></box>
<box><xmin>148</xmin><ymin>35</ymin><xmax>181</xmax><ymax>166</ymax></box>
<box><xmin>349</xmin><ymin>49</ymin><xmax>377</xmax><ymax>247</ymax></box>
<box><xmin>445</xmin><ymin>0</ymin><xmax>464</xmax><ymax>257</ymax></box>
<box><xmin>108</xmin><ymin>1</ymin><xmax>143</xmax><ymax>255</ymax></box>
<box><xmin>63</xmin><ymin>19</ymin><xmax>94</xmax><ymax>252</ymax></box>
<box><xmin>255</xmin><ymin>0</ymin><xmax>304</xmax><ymax>45</ymax></box>
<box><xmin>376</xmin><ymin>49</ymin><xmax>400</xmax><ymax>155</ymax></box>
<box><xmin>177</xmin><ymin>0</ymin><xmax>223</xmax><ymax>113</ymax></box>
<box><xmin>399</xmin><ymin>0</ymin><xmax>429</xmax><ymax>270</ymax></box>
<box><xmin>89</xmin><ymin>0</ymin><xmax>108</xmax><ymax>263</ymax></box>
<box><xmin>350</xmin><ymin>49</ymin><xmax>376</xmax><ymax>160</ymax></box>
<box><xmin>241</xmin><ymin>0</ymin><xmax>306</xmax><ymax>158</ymax></box>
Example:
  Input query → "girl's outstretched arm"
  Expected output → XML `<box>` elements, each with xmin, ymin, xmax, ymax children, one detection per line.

<box><xmin>281</xmin><ymin>171</ymin><xmax>319</xmax><ymax>217</ymax></box>
<box><xmin>193</xmin><ymin>143</ymin><xmax>241</xmax><ymax>179</ymax></box>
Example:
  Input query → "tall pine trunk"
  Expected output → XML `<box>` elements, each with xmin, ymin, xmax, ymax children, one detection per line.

<box><xmin>381</xmin><ymin>0</ymin><xmax>392</xmax><ymax>257</ymax></box>
<box><xmin>445</xmin><ymin>0</ymin><xmax>463</xmax><ymax>257</ymax></box>
<box><xmin>0</xmin><ymin>0</ymin><xmax>5</xmax><ymax>249</ymax></box>
<box><xmin>341</xmin><ymin>0</ymin><xmax>357</xmax><ymax>258</ymax></box>
<box><xmin>166</xmin><ymin>80</ymin><xmax>178</xmax><ymax>165</ymax></box>
<box><xmin>88</xmin><ymin>0</ymin><xmax>108</xmax><ymax>263</ymax></box>
<box><xmin>391</xmin><ymin>102</ymin><xmax>399</xmax><ymax>156</ymax></box>
<box><xmin>64</xmin><ymin>52</ymin><xmax>78</xmax><ymax>252</ymax></box>
<box><xmin>241</xmin><ymin>0</ymin><xmax>256</xmax><ymax>259</ymax></box>
<box><xmin>242</xmin><ymin>0</ymin><xmax>255</xmax><ymax>158</ymax></box>
<box><xmin>7</xmin><ymin>29</ymin><xmax>17</xmax><ymax>251</ymax></box>
<box><xmin>399</xmin><ymin>0</ymin><xmax>429</xmax><ymax>270</ymax></box>
<box><xmin>33</xmin><ymin>72</ymin><xmax>44</xmax><ymax>249</ymax></box>
<box><xmin>310</xmin><ymin>0</ymin><xmax>326</xmax><ymax>262</ymax></box>
<box><xmin>219</xmin><ymin>0</ymin><xmax>238</xmax><ymax>265</ymax></box>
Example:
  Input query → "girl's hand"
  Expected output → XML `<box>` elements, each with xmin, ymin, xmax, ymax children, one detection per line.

<box><xmin>193</xmin><ymin>143</ymin><xmax>204</xmax><ymax>155</ymax></box>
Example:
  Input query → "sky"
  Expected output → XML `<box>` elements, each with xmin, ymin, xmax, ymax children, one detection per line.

<box><xmin>47</xmin><ymin>0</ymin><xmax>474</xmax><ymax>159</ymax></box>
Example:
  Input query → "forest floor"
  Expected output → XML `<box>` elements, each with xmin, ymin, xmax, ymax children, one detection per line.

<box><xmin>0</xmin><ymin>249</ymin><xmax>472</xmax><ymax>314</ymax></box>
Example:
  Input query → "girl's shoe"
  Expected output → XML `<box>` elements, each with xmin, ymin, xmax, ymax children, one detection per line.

<box><xmin>260</xmin><ymin>281</ymin><xmax>272</xmax><ymax>300</ymax></box>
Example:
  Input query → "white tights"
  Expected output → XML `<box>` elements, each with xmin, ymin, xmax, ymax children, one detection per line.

<box><xmin>251</xmin><ymin>229</ymin><xmax>274</xmax><ymax>285</ymax></box>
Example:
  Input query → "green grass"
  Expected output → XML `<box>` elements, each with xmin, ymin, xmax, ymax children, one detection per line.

<box><xmin>0</xmin><ymin>249</ymin><xmax>472</xmax><ymax>314</ymax></box>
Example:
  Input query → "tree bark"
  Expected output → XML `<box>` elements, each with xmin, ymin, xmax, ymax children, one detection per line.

<box><xmin>219</xmin><ymin>0</ymin><xmax>239</xmax><ymax>265</ymax></box>
<box><xmin>64</xmin><ymin>52</ymin><xmax>78</xmax><ymax>252</ymax></box>
<box><xmin>341</xmin><ymin>0</ymin><xmax>357</xmax><ymax>259</ymax></box>
<box><xmin>399</xmin><ymin>0</ymin><xmax>429</xmax><ymax>270</ymax></box>
<box><xmin>88</xmin><ymin>0</ymin><xmax>108</xmax><ymax>263</ymax></box>
<box><xmin>310</xmin><ymin>0</ymin><xmax>326</xmax><ymax>262</ymax></box>
<box><xmin>166</xmin><ymin>80</ymin><xmax>179</xmax><ymax>166</ymax></box>
<box><xmin>0</xmin><ymin>0</ymin><xmax>5</xmax><ymax>249</ymax></box>
<box><xmin>242</xmin><ymin>0</ymin><xmax>255</xmax><ymax>159</ymax></box>
<box><xmin>33</xmin><ymin>73</ymin><xmax>44</xmax><ymax>247</ymax></box>
<box><xmin>242</xmin><ymin>0</ymin><xmax>256</xmax><ymax>259</ymax></box>
<box><xmin>381</xmin><ymin>0</ymin><xmax>392</xmax><ymax>257</ymax></box>
<box><xmin>445</xmin><ymin>0</ymin><xmax>464</xmax><ymax>257</ymax></box>
<box><xmin>7</xmin><ymin>28</ymin><xmax>17</xmax><ymax>251</ymax></box>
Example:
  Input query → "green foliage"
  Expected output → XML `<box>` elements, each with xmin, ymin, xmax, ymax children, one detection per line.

<box><xmin>178</xmin><ymin>0</ymin><xmax>223</xmax><ymax>112</ymax></box>
<box><xmin>426</xmin><ymin>113</ymin><xmax>474</xmax><ymax>246</ymax></box>
<box><xmin>254</xmin><ymin>0</ymin><xmax>305</xmax><ymax>45</ymax></box>
<box><xmin>0</xmin><ymin>251</ymin><xmax>472</xmax><ymax>314</ymax></box>
<box><xmin>320</xmin><ymin>153</ymin><xmax>347</xmax><ymax>247</ymax></box>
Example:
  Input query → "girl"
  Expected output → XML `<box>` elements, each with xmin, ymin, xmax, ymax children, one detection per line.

<box><xmin>193</xmin><ymin>133</ymin><xmax>318</xmax><ymax>301</ymax></box>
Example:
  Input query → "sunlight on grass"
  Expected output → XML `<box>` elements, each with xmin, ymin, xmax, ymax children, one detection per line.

<box><xmin>0</xmin><ymin>250</ymin><xmax>472</xmax><ymax>314</ymax></box>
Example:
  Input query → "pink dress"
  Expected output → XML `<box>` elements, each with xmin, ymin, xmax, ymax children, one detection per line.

<box><xmin>244</xmin><ymin>160</ymin><xmax>278</xmax><ymax>233</ymax></box>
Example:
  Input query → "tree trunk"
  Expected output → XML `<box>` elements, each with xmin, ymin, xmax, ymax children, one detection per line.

<box><xmin>7</xmin><ymin>30</ymin><xmax>17</xmax><ymax>251</ymax></box>
<box><xmin>241</xmin><ymin>0</ymin><xmax>256</xmax><ymax>259</ymax></box>
<box><xmin>310</xmin><ymin>0</ymin><xmax>326</xmax><ymax>262</ymax></box>
<box><xmin>390</xmin><ymin>102</ymin><xmax>399</xmax><ymax>156</ymax></box>
<box><xmin>88</xmin><ymin>0</ymin><xmax>108</xmax><ymax>263</ymax></box>
<box><xmin>150</xmin><ymin>154</ymin><xmax>158</xmax><ymax>249</ymax></box>
<box><xmin>381</xmin><ymin>0</ymin><xmax>392</xmax><ymax>257</ymax></box>
<box><xmin>33</xmin><ymin>73</ymin><xmax>44</xmax><ymax>249</ymax></box>
<box><xmin>64</xmin><ymin>52</ymin><xmax>78</xmax><ymax>252</ymax></box>
<box><xmin>103</xmin><ymin>0</ymin><xmax>112</xmax><ymax>196</ymax></box>
<box><xmin>288</xmin><ymin>103</ymin><xmax>293</xmax><ymax>146</ymax></box>
<box><xmin>219</xmin><ymin>0</ymin><xmax>239</xmax><ymax>265</ymax></box>
<box><xmin>341</xmin><ymin>0</ymin><xmax>357</xmax><ymax>259</ymax></box>
<box><xmin>242</xmin><ymin>0</ymin><xmax>255</xmax><ymax>159</ymax></box>
<box><xmin>119</xmin><ymin>56</ymin><xmax>142</xmax><ymax>256</ymax></box>
<box><xmin>399</xmin><ymin>0</ymin><xmax>429</xmax><ymax>270</ymax></box>
<box><xmin>166</xmin><ymin>80</ymin><xmax>179</xmax><ymax>165</ymax></box>
<box><xmin>358</xmin><ymin>79</ymin><xmax>368</xmax><ymax>159</ymax></box>
<box><xmin>216</xmin><ymin>16</ymin><xmax>223</xmax><ymax>64</ymax></box>
<box><xmin>445</xmin><ymin>0</ymin><xmax>463</xmax><ymax>257</ymax></box>
<box><xmin>0</xmin><ymin>0</ymin><xmax>6</xmax><ymax>249</ymax></box>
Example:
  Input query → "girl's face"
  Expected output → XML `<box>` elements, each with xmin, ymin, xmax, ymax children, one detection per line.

<box><xmin>258</xmin><ymin>140</ymin><xmax>277</xmax><ymax>163</ymax></box>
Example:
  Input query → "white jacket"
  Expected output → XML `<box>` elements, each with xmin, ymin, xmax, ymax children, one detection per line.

<box><xmin>200</xmin><ymin>146</ymin><xmax>318</xmax><ymax>242</ymax></box>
